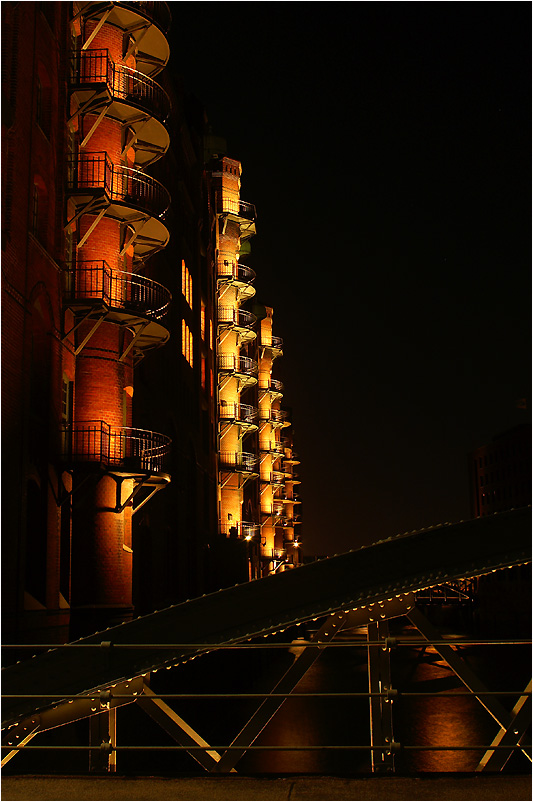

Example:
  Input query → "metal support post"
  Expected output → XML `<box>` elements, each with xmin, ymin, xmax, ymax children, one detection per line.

<box><xmin>367</xmin><ymin>620</ymin><xmax>395</xmax><ymax>773</ymax></box>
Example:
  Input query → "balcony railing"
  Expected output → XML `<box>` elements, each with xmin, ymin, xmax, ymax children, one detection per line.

<box><xmin>218</xmin><ymin>306</ymin><xmax>257</xmax><ymax>330</ymax></box>
<box><xmin>261</xmin><ymin>471</ymin><xmax>285</xmax><ymax>486</ymax></box>
<box><xmin>67</xmin><ymin>261</ymin><xmax>171</xmax><ymax>320</ymax></box>
<box><xmin>67</xmin><ymin>152</ymin><xmax>170</xmax><ymax>218</ymax></box>
<box><xmin>218</xmin><ymin>403</ymin><xmax>258</xmax><ymax>425</ymax></box>
<box><xmin>218</xmin><ymin>197</ymin><xmax>256</xmax><ymax>221</ymax></box>
<box><xmin>217</xmin><ymin>260</ymin><xmax>256</xmax><ymax>285</ymax></box>
<box><xmin>258</xmin><ymin>378</ymin><xmax>284</xmax><ymax>396</ymax></box>
<box><xmin>219</xmin><ymin>521</ymin><xmax>260</xmax><ymax>539</ymax></box>
<box><xmin>70</xmin><ymin>50</ymin><xmax>170</xmax><ymax>123</ymax></box>
<box><xmin>260</xmin><ymin>441</ymin><xmax>284</xmax><ymax>456</ymax></box>
<box><xmin>219</xmin><ymin>452</ymin><xmax>258</xmax><ymax>473</ymax></box>
<box><xmin>259</xmin><ymin>409</ymin><xmax>288</xmax><ymax>425</ymax></box>
<box><xmin>64</xmin><ymin>421</ymin><xmax>171</xmax><ymax>473</ymax></box>
<box><xmin>261</xmin><ymin>334</ymin><xmax>283</xmax><ymax>350</ymax></box>
<box><xmin>217</xmin><ymin>354</ymin><xmax>258</xmax><ymax>378</ymax></box>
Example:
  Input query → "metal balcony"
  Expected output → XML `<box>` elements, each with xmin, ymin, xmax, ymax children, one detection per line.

<box><xmin>68</xmin><ymin>152</ymin><xmax>170</xmax><ymax>218</ymax></box>
<box><xmin>70</xmin><ymin>50</ymin><xmax>170</xmax><ymax>167</ymax></box>
<box><xmin>217</xmin><ymin>354</ymin><xmax>258</xmax><ymax>388</ymax></box>
<box><xmin>64</xmin><ymin>260</ymin><xmax>171</xmax><ymax>357</ymax></box>
<box><xmin>217</xmin><ymin>260</ymin><xmax>256</xmax><ymax>301</ymax></box>
<box><xmin>261</xmin><ymin>334</ymin><xmax>283</xmax><ymax>358</ymax></box>
<box><xmin>259</xmin><ymin>441</ymin><xmax>285</xmax><ymax>457</ymax></box>
<box><xmin>261</xmin><ymin>471</ymin><xmax>285</xmax><ymax>487</ymax></box>
<box><xmin>67</xmin><ymin>261</ymin><xmax>170</xmax><ymax>320</ymax></box>
<box><xmin>64</xmin><ymin>421</ymin><xmax>171</xmax><ymax>474</ymax></box>
<box><xmin>258</xmin><ymin>377</ymin><xmax>284</xmax><ymax>400</ymax></box>
<box><xmin>75</xmin><ymin>2</ymin><xmax>171</xmax><ymax>76</ymax></box>
<box><xmin>217</xmin><ymin>197</ymin><xmax>256</xmax><ymax>240</ymax></box>
<box><xmin>219</xmin><ymin>452</ymin><xmax>258</xmax><ymax>474</ymax></box>
<box><xmin>219</xmin><ymin>521</ymin><xmax>260</xmax><ymax>540</ymax></box>
<box><xmin>259</xmin><ymin>408</ymin><xmax>289</xmax><ymax>427</ymax></box>
<box><xmin>218</xmin><ymin>306</ymin><xmax>257</xmax><ymax>343</ymax></box>
<box><xmin>218</xmin><ymin>402</ymin><xmax>258</xmax><ymax>431</ymax></box>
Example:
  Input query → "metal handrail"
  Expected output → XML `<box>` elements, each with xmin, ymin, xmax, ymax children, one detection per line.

<box><xmin>219</xmin><ymin>197</ymin><xmax>256</xmax><ymax>220</ymax></box>
<box><xmin>259</xmin><ymin>409</ymin><xmax>288</xmax><ymax>424</ymax></box>
<box><xmin>67</xmin><ymin>152</ymin><xmax>170</xmax><ymax>218</ymax></box>
<box><xmin>218</xmin><ymin>306</ymin><xmax>257</xmax><ymax>329</ymax></box>
<box><xmin>217</xmin><ymin>354</ymin><xmax>258</xmax><ymax>377</ymax></box>
<box><xmin>217</xmin><ymin>260</ymin><xmax>256</xmax><ymax>284</ymax></box>
<box><xmin>219</xmin><ymin>451</ymin><xmax>258</xmax><ymax>472</ymax></box>
<box><xmin>262</xmin><ymin>335</ymin><xmax>283</xmax><ymax>349</ymax></box>
<box><xmin>70</xmin><ymin>50</ymin><xmax>171</xmax><ymax>122</ymax></box>
<box><xmin>219</xmin><ymin>521</ymin><xmax>261</xmax><ymax>539</ymax></box>
<box><xmin>67</xmin><ymin>260</ymin><xmax>171</xmax><ymax>320</ymax></box>
<box><xmin>261</xmin><ymin>471</ymin><xmax>285</xmax><ymax>485</ymax></box>
<box><xmin>218</xmin><ymin>402</ymin><xmax>258</xmax><ymax>424</ymax></box>
<box><xmin>260</xmin><ymin>441</ymin><xmax>284</xmax><ymax>455</ymax></box>
<box><xmin>259</xmin><ymin>377</ymin><xmax>284</xmax><ymax>393</ymax></box>
<box><xmin>63</xmin><ymin>420</ymin><xmax>171</xmax><ymax>472</ymax></box>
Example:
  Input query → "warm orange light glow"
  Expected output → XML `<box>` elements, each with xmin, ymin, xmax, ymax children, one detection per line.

<box><xmin>181</xmin><ymin>259</ymin><xmax>192</xmax><ymax>308</ymax></box>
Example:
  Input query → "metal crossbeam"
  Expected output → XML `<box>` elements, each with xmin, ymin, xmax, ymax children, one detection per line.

<box><xmin>476</xmin><ymin>681</ymin><xmax>532</xmax><ymax>771</ymax></box>
<box><xmin>214</xmin><ymin>612</ymin><xmax>350</xmax><ymax>773</ymax></box>
<box><xmin>137</xmin><ymin>684</ymin><xmax>228</xmax><ymax>772</ymax></box>
<box><xmin>407</xmin><ymin>606</ymin><xmax>531</xmax><ymax>767</ymax></box>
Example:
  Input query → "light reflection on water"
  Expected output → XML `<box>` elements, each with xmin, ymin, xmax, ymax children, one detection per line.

<box><xmin>238</xmin><ymin>622</ymin><xmax>529</xmax><ymax>775</ymax></box>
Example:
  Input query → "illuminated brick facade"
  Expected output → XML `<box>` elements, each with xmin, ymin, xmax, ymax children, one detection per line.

<box><xmin>2</xmin><ymin>2</ymin><xmax>302</xmax><ymax>643</ymax></box>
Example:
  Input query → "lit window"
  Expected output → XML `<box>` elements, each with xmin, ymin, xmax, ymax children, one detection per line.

<box><xmin>182</xmin><ymin>260</ymin><xmax>192</xmax><ymax>309</ymax></box>
<box><xmin>201</xmin><ymin>301</ymin><xmax>206</xmax><ymax>340</ymax></box>
<box><xmin>209</xmin><ymin>320</ymin><xmax>214</xmax><ymax>350</ymax></box>
<box><xmin>201</xmin><ymin>355</ymin><xmax>206</xmax><ymax>389</ymax></box>
<box><xmin>182</xmin><ymin>320</ymin><xmax>193</xmax><ymax>368</ymax></box>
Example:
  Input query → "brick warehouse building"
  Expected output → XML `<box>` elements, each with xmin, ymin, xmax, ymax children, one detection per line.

<box><xmin>2</xmin><ymin>1</ymin><xmax>302</xmax><ymax>645</ymax></box>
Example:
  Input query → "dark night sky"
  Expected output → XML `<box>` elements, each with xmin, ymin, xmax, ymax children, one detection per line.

<box><xmin>170</xmin><ymin>3</ymin><xmax>531</xmax><ymax>556</ymax></box>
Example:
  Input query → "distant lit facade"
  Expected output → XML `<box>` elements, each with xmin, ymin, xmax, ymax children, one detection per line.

<box><xmin>468</xmin><ymin>424</ymin><xmax>531</xmax><ymax>517</ymax></box>
<box><xmin>209</xmin><ymin>157</ymin><xmax>302</xmax><ymax>580</ymax></box>
<box><xmin>2</xmin><ymin>1</ymin><xmax>301</xmax><ymax>643</ymax></box>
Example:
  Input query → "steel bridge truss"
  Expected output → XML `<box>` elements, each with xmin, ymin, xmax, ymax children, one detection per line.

<box><xmin>2</xmin><ymin>508</ymin><xmax>531</xmax><ymax>774</ymax></box>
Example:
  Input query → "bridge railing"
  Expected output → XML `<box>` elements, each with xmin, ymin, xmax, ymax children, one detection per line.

<box><xmin>2</xmin><ymin>632</ymin><xmax>530</xmax><ymax>775</ymax></box>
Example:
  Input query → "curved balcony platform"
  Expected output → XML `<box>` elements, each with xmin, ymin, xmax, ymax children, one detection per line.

<box><xmin>259</xmin><ymin>441</ymin><xmax>285</xmax><ymax>458</ymax></box>
<box><xmin>260</xmin><ymin>335</ymin><xmax>283</xmax><ymax>359</ymax></box>
<box><xmin>64</xmin><ymin>260</ymin><xmax>171</xmax><ymax>358</ymax></box>
<box><xmin>218</xmin><ymin>306</ymin><xmax>257</xmax><ymax>343</ymax></box>
<box><xmin>258</xmin><ymin>377</ymin><xmax>284</xmax><ymax>400</ymax></box>
<box><xmin>216</xmin><ymin>260</ymin><xmax>256</xmax><ymax>302</ymax></box>
<box><xmin>260</xmin><ymin>470</ymin><xmax>285</xmax><ymax>488</ymax></box>
<box><xmin>217</xmin><ymin>197</ymin><xmax>257</xmax><ymax>240</ymax></box>
<box><xmin>219</xmin><ymin>452</ymin><xmax>258</xmax><ymax>476</ymax></box>
<box><xmin>218</xmin><ymin>402</ymin><xmax>258</xmax><ymax>434</ymax></box>
<box><xmin>74</xmin><ymin>1</ymin><xmax>171</xmax><ymax>76</ymax></box>
<box><xmin>67</xmin><ymin>152</ymin><xmax>170</xmax><ymax>262</ymax></box>
<box><xmin>217</xmin><ymin>354</ymin><xmax>258</xmax><ymax>389</ymax></box>
<box><xmin>259</xmin><ymin>408</ymin><xmax>290</xmax><ymax>428</ymax></box>
<box><xmin>64</xmin><ymin>420</ymin><xmax>171</xmax><ymax>476</ymax></box>
<box><xmin>70</xmin><ymin>50</ymin><xmax>170</xmax><ymax>168</ymax></box>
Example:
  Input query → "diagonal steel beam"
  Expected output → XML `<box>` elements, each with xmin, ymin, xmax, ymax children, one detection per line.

<box><xmin>407</xmin><ymin>606</ymin><xmax>531</xmax><ymax>764</ymax></box>
<box><xmin>213</xmin><ymin>611</ymin><xmax>350</xmax><ymax>773</ymax></box>
<box><xmin>137</xmin><ymin>684</ymin><xmax>229</xmax><ymax>772</ymax></box>
<box><xmin>476</xmin><ymin>681</ymin><xmax>532</xmax><ymax>771</ymax></box>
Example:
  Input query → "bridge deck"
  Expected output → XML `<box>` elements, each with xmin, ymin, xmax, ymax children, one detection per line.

<box><xmin>2</xmin><ymin>507</ymin><xmax>531</xmax><ymax>728</ymax></box>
